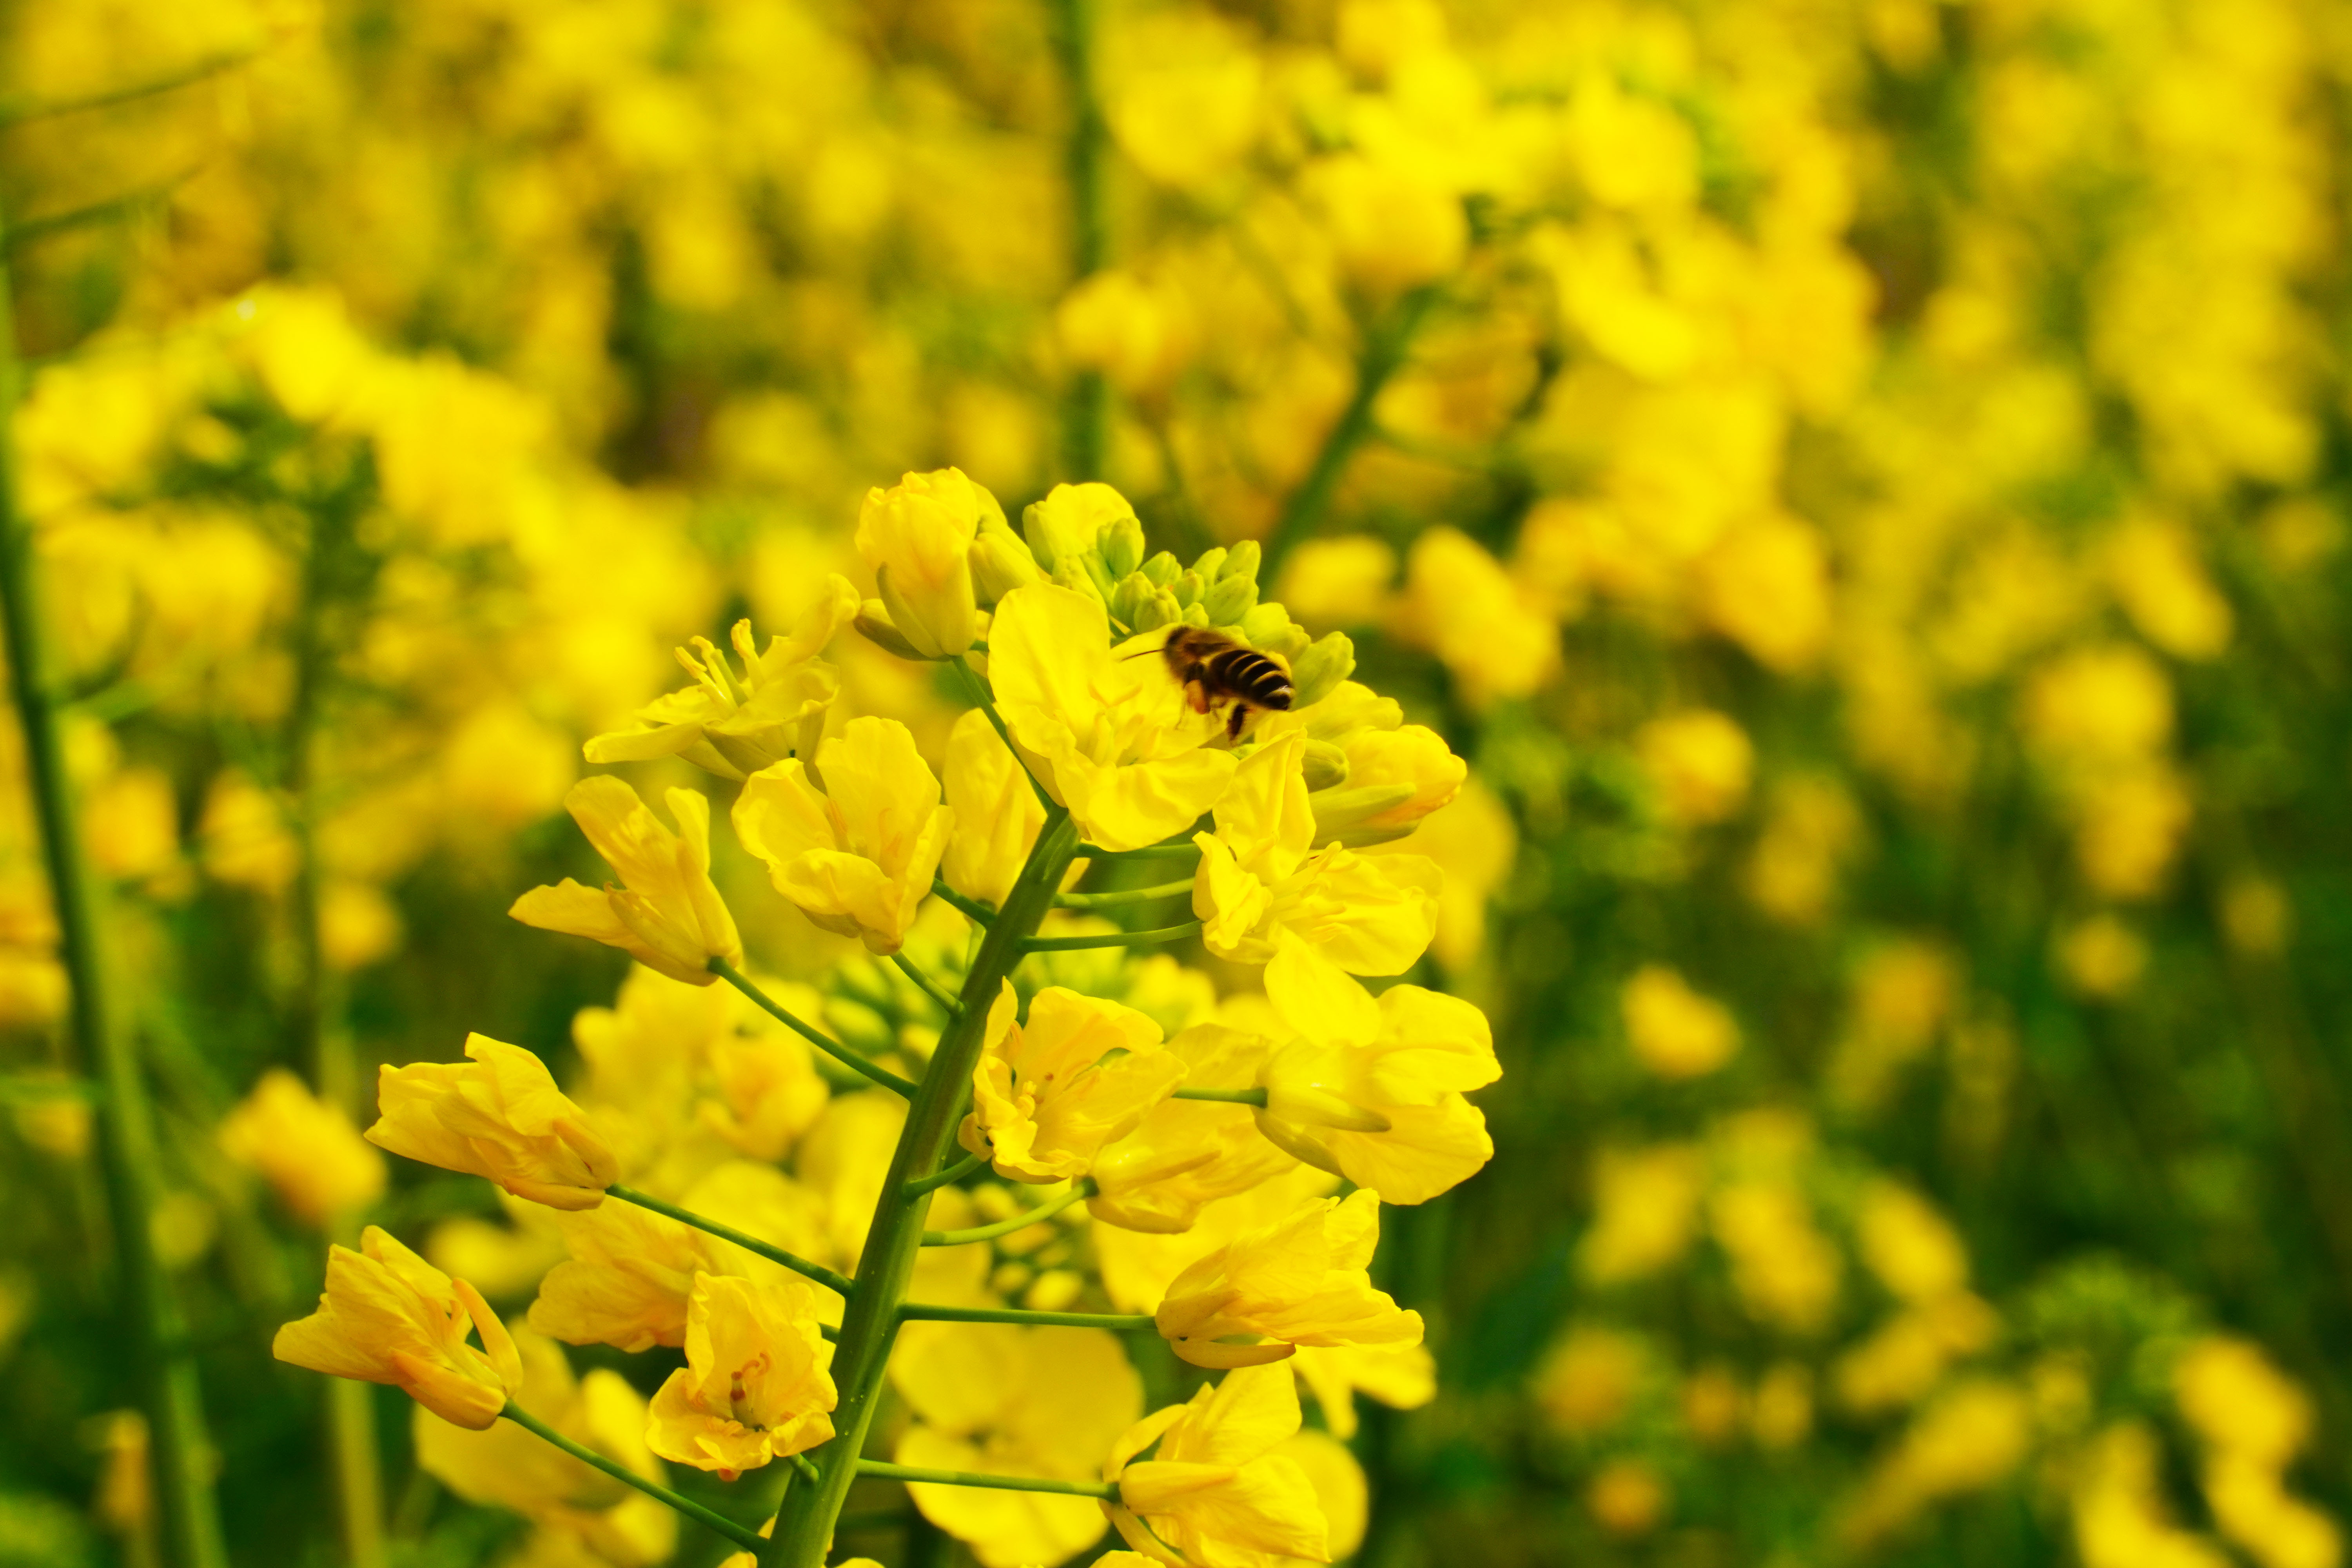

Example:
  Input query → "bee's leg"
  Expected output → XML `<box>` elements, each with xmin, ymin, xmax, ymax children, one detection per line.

<box><xmin>1185</xmin><ymin>680</ymin><xmax>1213</xmax><ymax>715</ymax></box>
<box><xmin>1226</xmin><ymin>703</ymin><xmax>1249</xmax><ymax>741</ymax></box>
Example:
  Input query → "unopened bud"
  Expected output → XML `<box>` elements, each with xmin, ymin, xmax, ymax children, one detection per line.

<box><xmin>1109</xmin><ymin>571</ymin><xmax>1158</xmax><ymax>632</ymax></box>
<box><xmin>854</xmin><ymin>600</ymin><xmax>926</xmax><ymax>660</ymax></box>
<box><xmin>1309</xmin><ymin>781</ymin><xmax>1419</xmax><ymax>847</ymax></box>
<box><xmin>1193</xmin><ymin>546</ymin><xmax>1228</xmax><ymax>582</ymax></box>
<box><xmin>1290</xmin><ymin>632</ymin><xmax>1357</xmax><ymax>708</ymax></box>
<box><xmin>1239</xmin><ymin>601</ymin><xmax>1294</xmax><ymax>647</ymax></box>
<box><xmin>1173</xmin><ymin>570</ymin><xmax>1206</xmax><ymax>609</ymax></box>
<box><xmin>821</xmin><ymin>997</ymin><xmax>896</xmax><ymax>1058</ymax></box>
<box><xmin>1053</xmin><ymin>555</ymin><xmax>1106</xmax><ymax>603</ymax></box>
<box><xmin>1220</xmin><ymin>539</ymin><xmax>1261</xmax><ymax>583</ymax></box>
<box><xmin>1204</xmin><ymin>572</ymin><xmax>1258</xmax><ymax>626</ymax></box>
<box><xmin>970</xmin><ymin>523</ymin><xmax>1044</xmax><ymax>604</ymax></box>
<box><xmin>1301</xmin><ymin>739</ymin><xmax>1350</xmax><ymax>791</ymax></box>
<box><xmin>1140</xmin><ymin>550</ymin><xmax>1182</xmax><ymax>588</ymax></box>
<box><xmin>1099</xmin><ymin>515</ymin><xmax>1145</xmax><ymax>580</ymax></box>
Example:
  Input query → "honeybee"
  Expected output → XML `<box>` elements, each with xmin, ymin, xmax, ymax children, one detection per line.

<box><xmin>1130</xmin><ymin>625</ymin><xmax>1296</xmax><ymax>740</ymax></box>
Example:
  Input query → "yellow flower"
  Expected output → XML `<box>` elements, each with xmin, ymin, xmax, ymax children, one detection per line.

<box><xmin>645</xmin><ymin>1272</ymin><xmax>837</xmax><ymax>1479</ymax></box>
<box><xmin>893</xmin><ymin>1323</ymin><xmax>1140</xmax><ymax>1567</ymax></box>
<box><xmin>510</xmin><ymin>779</ymin><xmax>744</xmax><ymax>986</ymax></box>
<box><xmin>584</xmin><ymin>587</ymin><xmax>858</xmax><ymax>780</ymax></box>
<box><xmin>218</xmin><ymin>1068</ymin><xmax>387</xmax><ymax>1228</ymax></box>
<box><xmin>963</xmin><ymin>985</ymin><xmax>1186</xmax><ymax>1183</ymax></box>
<box><xmin>1088</xmin><ymin>1023</ymin><xmax>1300</xmax><ymax>1234</ymax></box>
<box><xmin>273</xmin><ymin>1226</ymin><xmax>522</xmax><ymax>1431</ymax></box>
<box><xmin>1194</xmin><ymin>733</ymin><xmax>1440</xmax><ymax>974</ymax></box>
<box><xmin>1290</xmin><ymin>1341</ymin><xmax>1435</xmax><ymax>1441</ymax></box>
<box><xmin>1254</xmin><ymin>935</ymin><xmax>1498</xmax><ymax>1204</ymax></box>
<box><xmin>732</xmin><ymin>716</ymin><xmax>955</xmax><ymax>955</ymax></box>
<box><xmin>1633</xmin><ymin>710</ymin><xmax>1753</xmax><ymax>826</ymax></box>
<box><xmin>857</xmin><ymin>468</ymin><xmax>1000</xmax><ymax>659</ymax></box>
<box><xmin>1621</xmin><ymin>966</ymin><xmax>1740</xmax><ymax>1079</ymax></box>
<box><xmin>1104</xmin><ymin>1363</ymin><xmax>1330</xmax><ymax>1566</ymax></box>
<box><xmin>368</xmin><ymin>1034</ymin><xmax>620</xmax><ymax>1212</ymax></box>
<box><xmin>988</xmin><ymin>582</ymin><xmax>1237</xmax><ymax>852</ymax></box>
<box><xmin>1155</xmin><ymin>1191</ymin><xmax>1423</xmax><ymax>1369</ymax></box>
<box><xmin>1307</xmin><ymin>149</ymin><xmax>1466</xmax><ymax>299</ymax></box>
<box><xmin>1318</xmin><ymin>723</ymin><xmax>1464</xmax><ymax>846</ymax></box>
<box><xmin>414</xmin><ymin>1328</ymin><xmax>677</xmax><ymax>1567</ymax></box>
<box><xmin>1387</xmin><ymin>528</ymin><xmax>1558</xmax><ymax>709</ymax></box>
<box><xmin>1589</xmin><ymin>1460</ymin><xmax>1669</xmax><ymax>1537</ymax></box>
<box><xmin>1577</xmin><ymin>1144</ymin><xmax>1704</xmax><ymax>1285</ymax></box>
<box><xmin>2174</xmin><ymin>1338</ymin><xmax>2312</xmax><ymax>1466</ymax></box>
<box><xmin>941</xmin><ymin>706</ymin><xmax>1046</xmax><ymax>909</ymax></box>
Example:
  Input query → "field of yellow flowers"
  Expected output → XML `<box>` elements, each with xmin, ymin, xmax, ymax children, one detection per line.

<box><xmin>0</xmin><ymin>0</ymin><xmax>2348</xmax><ymax>1565</ymax></box>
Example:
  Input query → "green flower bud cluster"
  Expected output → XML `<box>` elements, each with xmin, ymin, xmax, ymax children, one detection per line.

<box><xmin>1019</xmin><ymin>490</ymin><xmax>1357</xmax><ymax>710</ymax></box>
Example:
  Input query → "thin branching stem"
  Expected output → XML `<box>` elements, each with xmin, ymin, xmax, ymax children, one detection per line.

<box><xmin>900</xmin><ymin>1302</ymin><xmax>1154</xmax><ymax>1332</ymax></box>
<box><xmin>947</xmin><ymin>657</ymin><xmax>1057</xmax><ymax>811</ymax></box>
<box><xmin>857</xmin><ymin>1460</ymin><xmax>1119</xmax><ymax>1501</ymax></box>
<box><xmin>1053</xmin><ymin>878</ymin><xmax>1194</xmax><ymax>908</ymax></box>
<box><xmin>502</xmin><ymin>1405</ymin><xmax>765</xmax><ymax>1552</ymax></box>
<box><xmin>890</xmin><ymin>952</ymin><xmax>963</xmax><ymax>1018</ymax></box>
<box><xmin>1171</xmin><ymin>1086</ymin><xmax>1268</xmax><ymax>1107</ymax></box>
<box><xmin>709</xmin><ymin>958</ymin><xmax>917</xmax><ymax>1098</ymax></box>
<box><xmin>902</xmin><ymin>1148</ymin><xmax>990</xmax><ymax>1199</ymax></box>
<box><xmin>0</xmin><ymin>50</ymin><xmax>254</xmax><ymax>127</ymax></box>
<box><xmin>929</xmin><ymin>879</ymin><xmax>995</xmax><ymax>926</ymax></box>
<box><xmin>921</xmin><ymin>1181</ymin><xmax>1095</xmax><ymax>1246</ymax></box>
<box><xmin>608</xmin><ymin>1185</ymin><xmax>855</xmax><ymax>1296</ymax></box>
<box><xmin>1022</xmin><ymin>921</ymin><xmax>1203</xmax><ymax>952</ymax></box>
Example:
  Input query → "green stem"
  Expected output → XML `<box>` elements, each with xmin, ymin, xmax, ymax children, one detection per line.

<box><xmin>1054</xmin><ymin>878</ymin><xmax>1193</xmax><ymax>909</ymax></box>
<box><xmin>890</xmin><ymin>952</ymin><xmax>962</xmax><ymax>1018</ymax></box>
<box><xmin>501</xmin><ymin>1404</ymin><xmax>765</xmax><ymax>1552</ymax></box>
<box><xmin>607</xmin><ymin>1185</ymin><xmax>855</xmax><ymax>1296</ymax></box>
<box><xmin>902</xmin><ymin>1148</ymin><xmax>989</xmax><ymax>1200</ymax></box>
<box><xmin>1023</xmin><ymin>921</ymin><xmax>1202</xmax><ymax>952</ymax></box>
<box><xmin>1171</xmin><ymin>1086</ymin><xmax>1267</xmax><ymax>1107</ymax></box>
<box><xmin>929</xmin><ymin>879</ymin><xmax>994</xmax><ymax>926</ymax></box>
<box><xmin>1082</xmin><ymin>841</ymin><xmax>1201</xmax><ymax>860</ymax></box>
<box><xmin>948</xmin><ymin>658</ymin><xmax>1056</xmax><ymax>812</ymax></box>
<box><xmin>710</xmin><ymin>958</ymin><xmax>917</xmax><ymax>1098</ymax></box>
<box><xmin>900</xmin><ymin>1303</ymin><xmax>1154</xmax><ymax>1332</ymax></box>
<box><xmin>0</xmin><ymin>50</ymin><xmax>254</xmax><ymax>127</ymax></box>
<box><xmin>760</xmin><ymin>811</ymin><xmax>1085</xmax><ymax>1568</ymax></box>
<box><xmin>1258</xmin><ymin>285</ymin><xmax>1441</xmax><ymax>579</ymax></box>
<box><xmin>1048</xmin><ymin>0</ymin><xmax>1109</xmax><ymax>480</ymax></box>
<box><xmin>922</xmin><ymin>1181</ymin><xmax>1094</xmax><ymax>1246</ymax></box>
<box><xmin>0</xmin><ymin>211</ymin><xmax>229</xmax><ymax>1568</ymax></box>
<box><xmin>856</xmin><ymin>1461</ymin><xmax>1118</xmax><ymax>1502</ymax></box>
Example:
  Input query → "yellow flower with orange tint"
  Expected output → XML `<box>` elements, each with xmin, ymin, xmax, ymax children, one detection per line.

<box><xmin>1103</xmin><ymin>1363</ymin><xmax>1330</xmax><ymax>1565</ymax></box>
<box><xmin>1155</xmin><ymin>1191</ymin><xmax>1422</xmax><ymax>1368</ymax></box>
<box><xmin>1193</xmin><ymin>732</ymin><xmax>1439</xmax><ymax>975</ymax></box>
<box><xmin>584</xmin><ymin>586</ymin><xmax>858</xmax><ymax>780</ymax></box>
<box><xmin>1255</xmin><ymin>935</ymin><xmax>1498</xmax><ymax>1205</ymax></box>
<box><xmin>963</xmin><ymin>985</ymin><xmax>1185</xmax><ymax>1183</ymax></box>
<box><xmin>987</xmin><ymin>582</ymin><xmax>1237</xmax><ymax>853</ymax></box>
<box><xmin>368</xmin><ymin>1034</ymin><xmax>619</xmax><ymax>1211</ymax></box>
<box><xmin>510</xmin><ymin>779</ymin><xmax>743</xmax><ymax>986</ymax></box>
<box><xmin>645</xmin><ymin>1272</ymin><xmax>837</xmax><ymax>1479</ymax></box>
<box><xmin>732</xmin><ymin>716</ymin><xmax>954</xmax><ymax>955</ymax></box>
<box><xmin>273</xmin><ymin>1226</ymin><xmax>521</xmax><ymax>1430</ymax></box>
<box><xmin>218</xmin><ymin>1068</ymin><xmax>386</xmax><ymax>1228</ymax></box>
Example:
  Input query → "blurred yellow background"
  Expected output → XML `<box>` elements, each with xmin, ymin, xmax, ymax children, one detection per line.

<box><xmin>1</xmin><ymin>0</ymin><xmax>2348</xmax><ymax>1564</ymax></box>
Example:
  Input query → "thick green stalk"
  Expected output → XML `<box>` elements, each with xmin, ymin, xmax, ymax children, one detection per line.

<box><xmin>1049</xmin><ymin>0</ymin><xmax>1109</xmax><ymax>480</ymax></box>
<box><xmin>761</xmin><ymin>809</ymin><xmax>1084</xmax><ymax>1567</ymax></box>
<box><xmin>0</xmin><ymin>224</ymin><xmax>229</xmax><ymax>1568</ymax></box>
<box><xmin>1258</xmin><ymin>285</ymin><xmax>1441</xmax><ymax>579</ymax></box>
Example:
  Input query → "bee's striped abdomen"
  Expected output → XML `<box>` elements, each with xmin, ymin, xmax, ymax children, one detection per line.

<box><xmin>1209</xmin><ymin>648</ymin><xmax>1294</xmax><ymax>711</ymax></box>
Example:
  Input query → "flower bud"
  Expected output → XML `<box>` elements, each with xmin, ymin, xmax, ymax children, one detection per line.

<box><xmin>1301</xmin><ymin>739</ymin><xmax>1350</xmax><ymax>792</ymax></box>
<box><xmin>368</xmin><ymin>1034</ymin><xmax>621</xmax><ymax>1210</ymax></box>
<box><xmin>1205</xmin><ymin>572</ymin><xmax>1259</xmax><ymax>626</ymax></box>
<box><xmin>853</xmin><ymin>601</ymin><xmax>925</xmax><ymax>660</ymax></box>
<box><xmin>1053</xmin><ymin>554</ymin><xmax>1106</xmax><ymax>603</ymax></box>
<box><xmin>1308</xmin><ymin>782</ymin><xmax>1421</xmax><ymax>847</ymax></box>
<box><xmin>1110</xmin><ymin>571</ymin><xmax>1159</xmax><ymax>633</ymax></box>
<box><xmin>1173</xmin><ymin>570</ymin><xmax>1207</xmax><ymax>609</ymax></box>
<box><xmin>1141</xmin><ymin>550</ymin><xmax>1183</xmax><ymax>588</ymax></box>
<box><xmin>1100</xmin><ymin>515</ymin><xmax>1146</xmax><ymax>580</ymax></box>
<box><xmin>1221</xmin><ymin>539</ymin><xmax>1262</xmax><ymax>583</ymax></box>
<box><xmin>1024</xmin><ymin>482</ymin><xmax>1134</xmax><ymax>572</ymax></box>
<box><xmin>857</xmin><ymin>469</ymin><xmax>998</xmax><ymax>659</ymax></box>
<box><xmin>1194</xmin><ymin>546</ymin><xmax>1229</xmax><ymax>581</ymax></box>
<box><xmin>1290</xmin><ymin>632</ymin><xmax>1358</xmax><ymax>708</ymax></box>
<box><xmin>969</xmin><ymin>517</ymin><xmax>1045</xmax><ymax>604</ymax></box>
<box><xmin>1133</xmin><ymin>587</ymin><xmax>1182</xmax><ymax>633</ymax></box>
<box><xmin>1239</xmin><ymin>601</ymin><xmax>1294</xmax><ymax>646</ymax></box>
